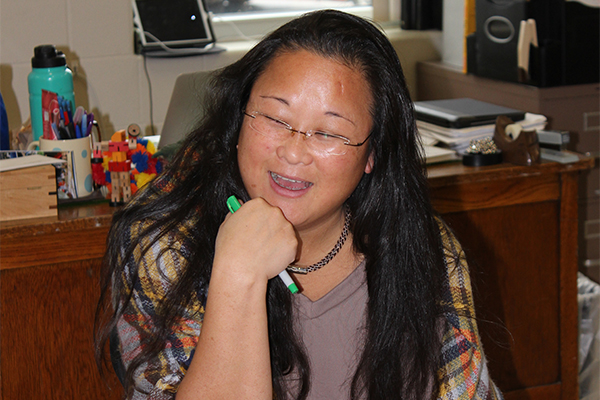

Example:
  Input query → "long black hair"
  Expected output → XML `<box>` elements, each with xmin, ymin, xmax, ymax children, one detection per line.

<box><xmin>96</xmin><ymin>9</ymin><xmax>446</xmax><ymax>400</ymax></box>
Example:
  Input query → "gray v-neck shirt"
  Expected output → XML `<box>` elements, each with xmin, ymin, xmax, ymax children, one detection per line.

<box><xmin>284</xmin><ymin>261</ymin><xmax>368</xmax><ymax>400</ymax></box>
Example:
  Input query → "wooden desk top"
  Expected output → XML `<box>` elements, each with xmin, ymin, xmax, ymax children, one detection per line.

<box><xmin>0</xmin><ymin>202</ymin><xmax>117</xmax><ymax>270</ymax></box>
<box><xmin>427</xmin><ymin>155</ymin><xmax>594</xmax><ymax>185</ymax></box>
<box><xmin>427</xmin><ymin>156</ymin><xmax>594</xmax><ymax>214</ymax></box>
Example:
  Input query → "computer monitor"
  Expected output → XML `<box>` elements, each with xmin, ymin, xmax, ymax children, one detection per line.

<box><xmin>158</xmin><ymin>71</ymin><xmax>213</xmax><ymax>149</ymax></box>
<box><xmin>132</xmin><ymin>0</ymin><xmax>216</xmax><ymax>56</ymax></box>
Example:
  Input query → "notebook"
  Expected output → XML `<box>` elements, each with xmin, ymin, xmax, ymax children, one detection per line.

<box><xmin>414</xmin><ymin>98</ymin><xmax>526</xmax><ymax>129</ymax></box>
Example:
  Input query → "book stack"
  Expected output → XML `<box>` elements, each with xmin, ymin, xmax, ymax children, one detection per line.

<box><xmin>418</xmin><ymin>112</ymin><xmax>548</xmax><ymax>154</ymax></box>
<box><xmin>414</xmin><ymin>98</ymin><xmax>547</xmax><ymax>155</ymax></box>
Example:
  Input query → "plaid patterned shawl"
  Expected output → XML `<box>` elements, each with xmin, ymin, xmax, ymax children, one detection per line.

<box><xmin>114</xmin><ymin>219</ymin><xmax>503</xmax><ymax>400</ymax></box>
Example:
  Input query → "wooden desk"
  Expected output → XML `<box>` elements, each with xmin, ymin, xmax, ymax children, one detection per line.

<box><xmin>417</xmin><ymin>60</ymin><xmax>600</xmax><ymax>282</ymax></box>
<box><xmin>0</xmin><ymin>157</ymin><xmax>593</xmax><ymax>399</ymax></box>
<box><xmin>0</xmin><ymin>203</ymin><xmax>122</xmax><ymax>399</ymax></box>
<box><xmin>429</xmin><ymin>157</ymin><xmax>593</xmax><ymax>400</ymax></box>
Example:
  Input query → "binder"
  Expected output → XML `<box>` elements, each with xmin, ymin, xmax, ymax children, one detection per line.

<box><xmin>400</xmin><ymin>0</ymin><xmax>442</xmax><ymax>30</ymax></box>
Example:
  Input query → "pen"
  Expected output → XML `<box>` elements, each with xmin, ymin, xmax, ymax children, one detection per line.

<box><xmin>81</xmin><ymin>113</ymin><xmax>87</xmax><ymax>136</ymax></box>
<box><xmin>66</xmin><ymin>100</ymin><xmax>73</xmax><ymax>122</ymax></box>
<box><xmin>73</xmin><ymin>106</ymin><xmax>84</xmax><ymax>125</ymax></box>
<box><xmin>51</xmin><ymin>123</ymin><xmax>59</xmax><ymax>140</ymax></box>
<box><xmin>58</xmin><ymin>120</ymin><xmax>66</xmax><ymax>139</ymax></box>
<box><xmin>226</xmin><ymin>196</ymin><xmax>299</xmax><ymax>294</ymax></box>
<box><xmin>86</xmin><ymin>114</ymin><xmax>94</xmax><ymax>138</ymax></box>
<box><xmin>59</xmin><ymin>126</ymin><xmax>69</xmax><ymax>140</ymax></box>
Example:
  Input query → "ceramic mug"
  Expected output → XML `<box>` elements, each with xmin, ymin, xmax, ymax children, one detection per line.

<box><xmin>28</xmin><ymin>136</ymin><xmax>93</xmax><ymax>197</ymax></box>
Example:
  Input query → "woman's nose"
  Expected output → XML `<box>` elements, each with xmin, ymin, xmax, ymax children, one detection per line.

<box><xmin>276</xmin><ymin>131</ymin><xmax>313</xmax><ymax>165</ymax></box>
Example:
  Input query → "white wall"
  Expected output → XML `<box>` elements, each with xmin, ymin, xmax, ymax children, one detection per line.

<box><xmin>0</xmin><ymin>0</ymin><xmax>255</xmax><ymax>139</ymax></box>
<box><xmin>0</xmin><ymin>0</ymin><xmax>441</xmax><ymax>142</ymax></box>
<box><xmin>442</xmin><ymin>0</ymin><xmax>465</xmax><ymax>69</ymax></box>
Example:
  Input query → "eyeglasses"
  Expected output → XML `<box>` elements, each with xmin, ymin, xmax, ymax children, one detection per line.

<box><xmin>243</xmin><ymin>110</ymin><xmax>371</xmax><ymax>156</ymax></box>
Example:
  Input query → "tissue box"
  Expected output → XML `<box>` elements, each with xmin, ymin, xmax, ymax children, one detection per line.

<box><xmin>0</xmin><ymin>165</ymin><xmax>57</xmax><ymax>221</ymax></box>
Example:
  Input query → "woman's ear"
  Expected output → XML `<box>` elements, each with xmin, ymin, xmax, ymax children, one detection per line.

<box><xmin>364</xmin><ymin>152</ymin><xmax>374</xmax><ymax>174</ymax></box>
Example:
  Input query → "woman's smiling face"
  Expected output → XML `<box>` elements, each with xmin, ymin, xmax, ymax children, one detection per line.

<box><xmin>237</xmin><ymin>49</ymin><xmax>374</xmax><ymax>232</ymax></box>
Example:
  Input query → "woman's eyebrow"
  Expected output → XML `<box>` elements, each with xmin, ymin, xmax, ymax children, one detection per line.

<box><xmin>325</xmin><ymin>111</ymin><xmax>356</xmax><ymax>126</ymax></box>
<box><xmin>259</xmin><ymin>95</ymin><xmax>356</xmax><ymax>126</ymax></box>
<box><xmin>259</xmin><ymin>95</ymin><xmax>289</xmax><ymax>106</ymax></box>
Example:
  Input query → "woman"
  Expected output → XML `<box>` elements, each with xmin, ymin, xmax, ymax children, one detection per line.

<box><xmin>96</xmin><ymin>9</ymin><xmax>503</xmax><ymax>400</ymax></box>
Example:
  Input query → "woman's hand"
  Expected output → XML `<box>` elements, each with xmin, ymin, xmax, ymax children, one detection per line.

<box><xmin>213</xmin><ymin>197</ymin><xmax>298</xmax><ymax>285</ymax></box>
<box><xmin>177</xmin><ymin>198</ymin><xmax>296</xmax><ymax>400</ymax></box>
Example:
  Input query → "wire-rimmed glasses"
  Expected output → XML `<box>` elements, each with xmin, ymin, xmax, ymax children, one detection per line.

<box><xmin>243</xmin><ymin>110</ymin><xmax>370</xmax><ymax>156</ymax></box>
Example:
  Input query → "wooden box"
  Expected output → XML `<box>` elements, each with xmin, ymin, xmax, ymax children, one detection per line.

<box><xmin>0</xmin><ymin>165</ymin><xmax>57</xmax><ymax>221</ymax></box>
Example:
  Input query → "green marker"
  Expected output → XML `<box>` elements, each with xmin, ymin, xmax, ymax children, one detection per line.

<box><xmin>226</xmin><ymin>196</ymin><xmax>299</xmax><ymax>294</ymax></box>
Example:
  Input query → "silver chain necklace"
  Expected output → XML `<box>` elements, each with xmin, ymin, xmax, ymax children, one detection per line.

<box><xmin>286</xmin><ymin>206</ymin><xmax>351</xmax><ymax>274</ymax></box>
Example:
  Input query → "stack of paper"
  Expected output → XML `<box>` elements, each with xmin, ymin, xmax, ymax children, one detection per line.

<box><xmin>422</xmin><ymin>145</ymin><xmax>460</xmax><ymax>165</ymax></box>
<box><xmin>418</xmin><ymin>112</ymin><xmax>548</xmax><ymax>154</ymax></box>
